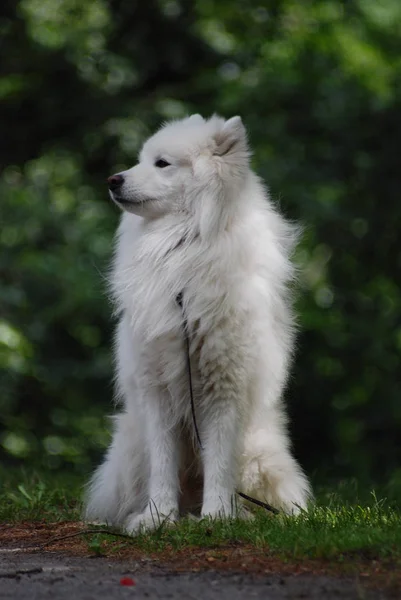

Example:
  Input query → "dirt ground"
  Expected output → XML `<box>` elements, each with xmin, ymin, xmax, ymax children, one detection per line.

<box><xmin>0</xmin><ymin>522</ymin><xmax>399</xmax><ymax>599</ymax></box>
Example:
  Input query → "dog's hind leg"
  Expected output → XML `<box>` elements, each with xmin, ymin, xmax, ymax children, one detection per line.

<box><xmin>240</xmin><ymin>409</ymin><xmax>312</xmax><ymax>515</ymax></box>
<box><xmin>83</xmin><ymin>409</ymin><xmax>148</xmax><ymax>526</ymax></box>
<box><xmin>83</xmin><ymin>312</ymin><xmax>149</xmax><ymax>526</ymax></box>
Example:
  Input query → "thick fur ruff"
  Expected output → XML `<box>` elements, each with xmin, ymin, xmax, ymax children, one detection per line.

<box><xmin>84</xmin><ymin>114</ymin><xmax>312</xmax><ymax>532</ymax></box>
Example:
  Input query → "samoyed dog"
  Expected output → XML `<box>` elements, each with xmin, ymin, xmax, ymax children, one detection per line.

<box><xmin>84</xmin><ymin>114</ymin><xmax>312</xmax><ymax>533</ymax></box>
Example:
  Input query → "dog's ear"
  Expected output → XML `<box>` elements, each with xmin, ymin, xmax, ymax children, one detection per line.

<box><xmin>187</xmin><ymin>113</ymin><xmax>204</xmax><ymax>124</ymax></box>
<box><xmin>213</xmin><ymin>116</ymin><xmax>247</xmax><ymax>156</ymax></box>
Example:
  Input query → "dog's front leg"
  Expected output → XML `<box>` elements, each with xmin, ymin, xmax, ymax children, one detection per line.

<box><xmin>125</xmin><ymin>388</ymin><xmax>179</xmax><ymax>533</ymax></box>
<box><xmin>199</xmin><ymin>332</ymin><xmax>245</xmax><ymax>519</ymax></box>
<box><xmin>200</xmin><ymin>401</ymin><xmax>239</xmax><ymax>518</ymax></box>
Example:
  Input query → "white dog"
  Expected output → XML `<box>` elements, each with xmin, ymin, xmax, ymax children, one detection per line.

<box><xmin>84</xmin><ymin>114</ymin><xmax>312</xmax><ymax>533</ymax></box>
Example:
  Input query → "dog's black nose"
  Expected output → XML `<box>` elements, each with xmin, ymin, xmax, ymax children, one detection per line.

<box><xmin>107</xmin><ymin>174</ymin><xmax>124</xmax><ymax>191</ymax></box>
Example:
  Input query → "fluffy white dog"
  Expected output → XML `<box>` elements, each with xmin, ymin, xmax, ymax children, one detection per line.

<box><xmin>84</xmin><ymin>114</ymin><xmax>312</xmax><ymax>533</ymax></box>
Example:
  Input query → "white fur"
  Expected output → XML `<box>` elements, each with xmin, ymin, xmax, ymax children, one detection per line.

<box><xmin>84</xmin><ymin>114</ymin><xmax>312</xmax><ymax>533</ymax></box>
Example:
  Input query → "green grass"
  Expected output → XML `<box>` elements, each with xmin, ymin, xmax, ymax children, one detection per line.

<box><xmin>1</xmin><ymin>468</ymin><xmax>400</xmax><ymax>562</ymax></box>
<box><xmin>0</xmin><ymin>467</ymin><xmax>81</xmax><ymax>522</ymax></box>
<box><xmin>118</xmin><ymin>495</ymin><xmax>401</xmax><ymax>561</ymax></box>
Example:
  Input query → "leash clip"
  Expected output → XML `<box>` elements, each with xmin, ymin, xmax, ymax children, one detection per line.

<box><xmin>176</xmin><ymin>291</ymin><xmax>184</xmax><ymax>308</ymax></box>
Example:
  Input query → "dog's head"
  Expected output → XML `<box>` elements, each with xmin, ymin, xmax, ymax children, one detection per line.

<box><xmin>107</xmin><ymin>114</ymin><xmax>250</xmax><ymax>220</ymax></box>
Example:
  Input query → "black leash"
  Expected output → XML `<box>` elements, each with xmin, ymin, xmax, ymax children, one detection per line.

<box><xmin>176</xmin><ymin>292</ymin><xmax>279</xmax><ymax>516</ymax></box>
<box><xmin>176</xmin><ymin>291</ymin><xmax>203</xmax><ymax>450</ymax></box>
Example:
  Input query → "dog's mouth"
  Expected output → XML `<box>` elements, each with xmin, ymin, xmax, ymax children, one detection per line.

<box><xmin>110</xmin><ymin>192</ymin><xmax>155</xmax><ymax>207</ymax></box>
<box><xmin>112</xmin><ymin>194</ymin><xmax>130</xmax><ymax>205</ymax></box>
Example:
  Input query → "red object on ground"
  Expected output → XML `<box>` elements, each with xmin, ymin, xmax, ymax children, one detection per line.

<box><xmin>120</xmin><ymin>577</ymin><xmax>136</xmax><ymax>586</ymax></box>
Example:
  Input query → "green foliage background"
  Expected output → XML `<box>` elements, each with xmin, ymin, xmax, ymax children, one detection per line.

<box><xmin>1</xmin><ymin>0</ymin><xmax>400</xmax><ymax>487</ymax></box>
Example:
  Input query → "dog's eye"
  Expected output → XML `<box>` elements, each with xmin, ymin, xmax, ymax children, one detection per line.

<box><xmin>155</xmin><ymin>159</ymin><xmax>170</xmax><ymax>168</ymax></box>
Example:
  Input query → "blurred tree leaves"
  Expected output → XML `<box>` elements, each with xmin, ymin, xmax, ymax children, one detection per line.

<box><xmin>0</xmin><ymin>0</ymin><xmax>400</xmax><ymax>481</ymax></box>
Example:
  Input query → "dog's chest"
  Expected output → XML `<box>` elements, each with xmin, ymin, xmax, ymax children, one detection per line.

<box><xmin>113</xmin><ymin>227</ymin><xmax>244</xmax><ymax>392</ymax></box>
<box><xmin>115</xmin><ymin>232</ymin><xmax>224</xmax><ymax>334</ymax></box>
<box><xmin>114</xmin><ymin>240</ymin><xmax>195</xmax><ymax>341</ymax></box>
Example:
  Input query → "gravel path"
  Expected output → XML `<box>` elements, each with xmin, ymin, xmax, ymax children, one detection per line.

<box><xmin>0</xmin><ymin>551</ymin><xmax>386</xmax><ymax>599</ymax></box>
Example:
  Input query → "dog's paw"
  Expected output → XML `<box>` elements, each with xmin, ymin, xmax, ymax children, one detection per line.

<box><xmin>270</xmin><ymin>477</ymin><xmax>312</xmax><ymax>515</ymax></box>
<box><xmin>201</xmin><ymin>500</ymin><xmax>234</xmax><ymax>520</ymax></box>
<box><xmin>125</xmin><ymin>506</ymin><xmax>178</xmax><ymax>535</ymax></box>
<box><xmin>241</xmin><ymin>454</ymin><xmax>312</xmax><ymax>515</ymax></box>
<box><xmin>201</xmin><ymin>495</ymin><xmax>252</xmax><ymax>521</ymax></box>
